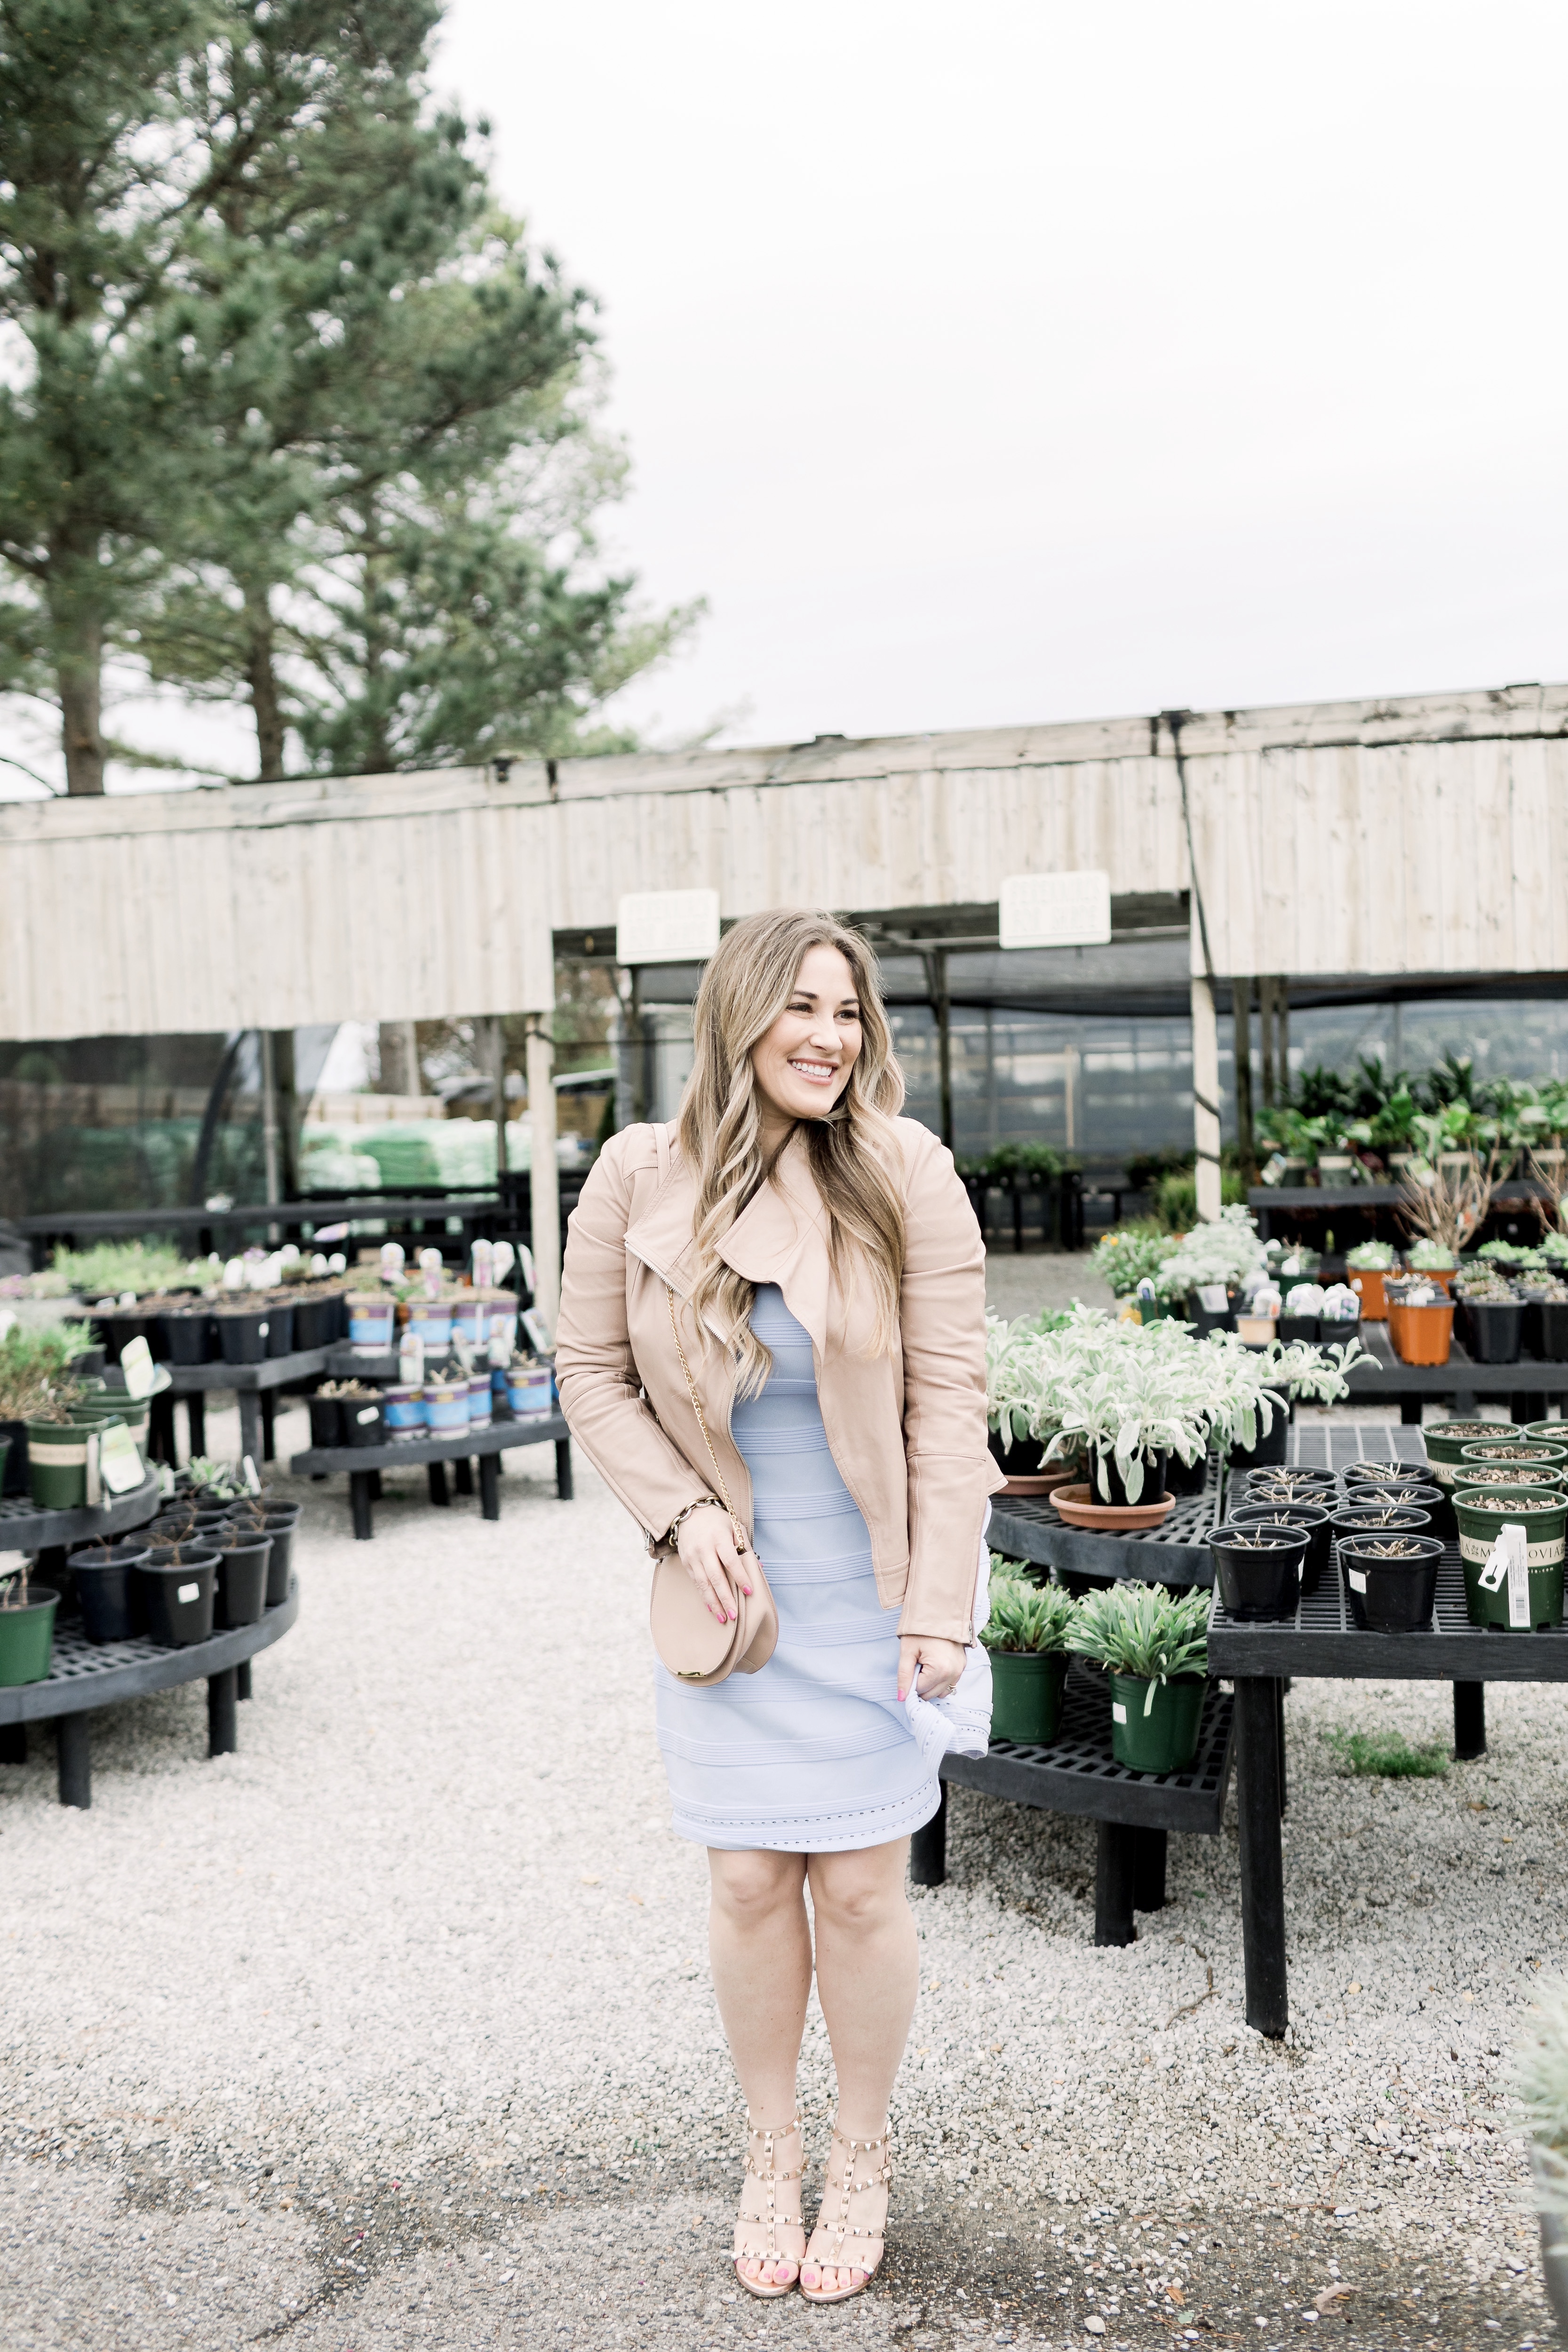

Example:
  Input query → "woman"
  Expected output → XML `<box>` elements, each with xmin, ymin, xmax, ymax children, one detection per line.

<box><xmin>555</xmin><ymin>908</ymin><xmax>1001</xmax><ymax>2304</ymax></box>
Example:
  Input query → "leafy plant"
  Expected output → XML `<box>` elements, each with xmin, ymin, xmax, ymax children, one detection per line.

<box><xmin>980</xmin><ymin>1568</ymin><xmax>1077</xmax><ymax>1654</ymax></box>
<box><xmin>1066</xmin><ymin>1581</ymin><xmax>1209</xmax><ymax>1708</ymax></box>
<box><xmin>1152</xmin><ymin>1166</ymin><xmax>1246</xmax><ymax>1230</ymax></box>
<box><xmin>1407</xmin><ymin>1237</ymin><xmax>1457</xmax><ymax>1270</ymax></box>
<box><xmin>39</xmin><ymin>1241</ymin><xmax>197</xmax><ymax>1299</ymax></box>
<box><xmin>185</xmin><ymin>1457</ymin><xmax>244</xmax><ymax>1499</ymax></box>
<box><xmin>1323</xmin><ymin>1727</ymin><xmax>1448</xmax><ymax>1779</ymax></box>
<box><xmin>1345</xmin><ymin>1240</ymin><xmax>1398</xmax><ymax>1271</ymax></box>
<box><xmin>1156</xmin><ymin>1206</ymin><xmax>1268</xmax><ymax>1301</ymax></box>
<box><xmin>0</xmin><ymin>1325</ymin><xmax>91</xmax><ymax>1422</ymax></box>
<box><xmin>1088</xmin><ymin>1222</ymin><xmax>1177</xmax><ymax>1297</ymax></box>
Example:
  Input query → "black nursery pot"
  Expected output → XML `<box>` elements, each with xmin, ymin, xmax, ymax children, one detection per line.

<box><xmin>264</xmin><ymin>1303</ymin><xmax>295</xmax><ymax>1359</ymax></box>
<box><xmin>1539</xmin><ymin>1301</ymin><xmax>1568</xmax><ymax>1362</ymax></box>
<box><xmin>1163</xmin><ymin>1449</ymin><xmax>1210</xmax><ymax>1496</ymax></box>
<box><xmin>0</xmin><ymin>1418</ymin><xmax>27</xmax><ymax>1497</ymax></box>
<box><xmin>161</xmin><ymin>1309</ymin><xmax>215</xmax><ymax>1366</ymax></box>
<box><xmin>1230</xmin><ymin>1501</ymin><xmax>1331</xmax><ymax>1594</ymax></box>
<box><xmin>1277</xmin><ymin>1313</ymin><xmax>1321</xmax><ymax>1346</ymax></box>
<box><xmin>1210</xmin><ymin>1523</ymin><xmax>1307</xmax><ymax>1620</ymax></box>
<box><xmin>1226</xmin><ymin>1416</ymin><xmax>1290</xmax><ymax>1474</ymax></box>
<box><xmin>308</xmin><ymin>1394</ymin><xmax>343</xmax><ymax>1448</ymax></box>
<box><xmin>212</xmin><ymin>1535</ymin><xmax>271</xmax><ymax>1629</ymax></box>
<box><xmin>1463</xmin><ymin>1298</ymin><xmax>1524</xmax><ymax>1365</ymax></box>
<box><xmin>1329</xmin><ymin>1503</ymin><xmax>1429</xmax><ymax>1540</ymax></box>
<box><xmin>135</xmin><ymin>1552</ymin><xmax>217</xmax><ymax>1645</ymax></box>
<box><xmin>1088</xmin><ymin>1448</ymin><xmax>1169</xmax><ymax>1506</ymax></box>
<box><xmin>70</xmin><ymin>1540</ymin><xmax>151</xmax><ymax>1642</ymax></box>
<box><xmin>217</xmin><ymin>1309</ymin><xmax>271</xmax><ymax>1366</ymax></box>
<box><xmin>292</xmin><ymin>1293</ymin><xmax>338</xmax><ymax>1350</ymax></box>
<box><xmin>70</xmin><ymin>1344</ymin><xmax>107</xmax><ymax>1379</ymax></box>
<box><xmin>1339</xmin><ymin>1534</ymin><xmax>1444</xmax><ymax>1632</ymax></box>
<box><xmin>342</xmin><ymin>1394</ymin><xmax>387</xmax><ymax>1447</ymax></box>
<box><xmin>1186</xmin><ymin>1291</ymin><xmax>1237</xmax><ymax>1337</ymax></box>
<box><xmin>262</xmin><ymin>1515</ymin><xmax>296</xmax><ymax>1604</ymax></box>
<box><xmin>988</xmin><ymin>1427</ymin><xmax>1050</xmax><ymax>1478</ymax></box>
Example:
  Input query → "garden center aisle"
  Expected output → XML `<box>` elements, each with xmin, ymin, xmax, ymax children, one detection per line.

<box><xmin>0</xmin><ymin>1373</ymin><xmax>1557</xmax><ymax>2346</ymax></box>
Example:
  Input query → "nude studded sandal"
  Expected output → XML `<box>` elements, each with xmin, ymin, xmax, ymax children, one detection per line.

<box><xmin>732</xmin><ymin>2112</ymin><xmax>805</xmax><ymax>2298</ymax></box>
<box><xmin>799</xmin><ymin>2124</ymin><xmax>891</xmax><ymax>2304</ymax></box>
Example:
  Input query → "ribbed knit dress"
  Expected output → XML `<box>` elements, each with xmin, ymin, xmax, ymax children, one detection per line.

<box><xmin>653</xmin><ymin>1284</ymin><xmax>942</xmax><ymax>1852</ymax></box>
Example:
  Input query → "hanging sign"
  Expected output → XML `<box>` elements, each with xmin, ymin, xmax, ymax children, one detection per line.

<box><xmin>615</xmin><ymin>889</ymin><xmax>721</xmax><ymax>966</ymax></box>
<box><xmin>999</xmin><ymin>870</ymin><xmax>1112</xmax><ymax>949</ymax></box>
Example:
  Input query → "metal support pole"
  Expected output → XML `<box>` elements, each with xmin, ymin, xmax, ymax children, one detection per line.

<box><xmin>1454</xmin><ymin>1681</ymin><xmax>1487</xmax><ymax>1760</ymax></box>
<box><xmin>1191</xmin><ymin>974</ymin><xmax>1223</xmax><ymax>1222</ymax></box>
<box><xmin>1094</xmin><ymin>1821</ymin><xmax>1137</xmax><ymax>1947</ymax></box>
<box><xmin>526</xmin><ymin>1016</ymin><xmax>561</xmax><ymax>1337</ymax></box>
<box><xmin>1234</xmin><ymin>1677</ymin><xmax>1289</xmax><ymax>2036</ymax></box>
<box><xmin>208</xmin><ymin>1667</ymin><xmax>238</xmax><ymax>1756</ymax></box>
<box><xmin>56</xmin><ymin>1712</ymin><xmax>90</xmax><ymax>1808</ymax></box>
<box><xmin>909</xmin><ymin>1780</ymin><xmax>948</xmax><ymax>1887</ymax></box>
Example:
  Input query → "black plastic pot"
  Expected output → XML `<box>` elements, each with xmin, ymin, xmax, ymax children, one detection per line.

<box><xmin>1463</xmin><ymin>1298</ymin><xmax>1524</xmax><ymax>1365</ymax></box>
<box><xmin>1278</xmin><ymin>1313</ymin><xmax>1321</xmax><ymax>1346</ymax></box>
<box><xmin>217</xmin><ymin>1309</ymin><xmax>271</xmax><ymax>1366</ymax></box>
<box><xmin>261</xmin><ymin>1516</ymin><xmax>295</xmax><ymax>1603</ymax></box>
<box><xmin>1356</xmin><ymin>1481</ymin><xmax>1444</xmax><ymax>1518</ymax></box>
<box><xmin>308</xmin><ymin>1394</ymin><xmax>343</xmax><ymax>1447</ymax></box>
<box><xmin>1539</xmin><ymin>1301</ymin><xmax>1568</xmax><ymax>1361</ymax></box>
<box><xmin>70</xmin><ymin>1344</ymin><xmax>107</xmax><ymax>1378</ymax></box>
<box><xmin>292</xmin><ymin>1293</ymin><xmax>339</xmax><ymax>1350</ymax></box>
<box><xmin>1230</xmin><ymin>1501</ymin><xmax>1331</xmax><ymax>1594</ymax></box>
<box><xmin>1339</xmin><ymin>1534</ymin><xmax>1443</xmax><ymax>1632</ymax></box>
<box><xmin>136</xmin><ymin>1551</ymin><xmax>217</xmax><ymax>1645</ymax></box>
<box><xmin>1329</xmin><ymin>1505</ymin><xmax>1429</xmax><ymax>1559</ymax></box>
<box><xmin>1164</xmin><ymin>1449</ymin><xmax>1210</xmax><ymax>1496</ymax></box>
<box><xmin>0</xmin><ymin>1418</ymin><xmax>26</xmax><ymax>1497</ymax></box>
<box><xmin>988</xmin><ymin>1427</ymin><xmax>1050</xmax><ymax>1477</ymax></box>
<box><xmin>342</xmin><ymin>1394</ymin><xmax>387</xmax><ymax>1447</ymax></box>
<box><xmin>212</xmin><ymin>1535</ymin><xmax>271</xmax><ymax>1628</ymax></box>
<box><xmin>264</xmin><ymin>1303</ymin><xmax>295</xmax><ymax>1359</ymax></box>
<box><xmin>1210</xmin><ymin>1523</ymin><xmax>1307</xmax><ymax>1620</ymax></box>
<box><xmin>1087</xmin><ymin>1447</ymin><xmax>1169</xmax><ymax>1506</ymax></box>
<box><xmin>160</xmin><ymin>1310</ymin><xmax>215</xmax><ymax>1366</ymax></box>
<box><xmin>71</xmin><ymin>1540</ymin><xmax>150</xmax><ymax>1642</ymax></box>
<box><xmin>1226</xmin><ymin>1416</ymin><xmax>1290</xmax><ymax>1474</ymax></box>
<box><xmin>1186</xmin><ymin>1291</ymin><xmax>1237</xmax><ymax>1337</ymax></box>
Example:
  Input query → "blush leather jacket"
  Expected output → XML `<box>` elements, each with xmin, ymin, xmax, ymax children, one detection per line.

<box><xmin>554</xmin><ymin>1116</ymin><xmax>1004</xmax><ymax>1646</ymax></box>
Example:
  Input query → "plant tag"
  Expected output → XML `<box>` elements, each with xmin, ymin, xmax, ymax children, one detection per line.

<box><xmin>1197</xmin><ymin>1284</ymin><xmax>1229</xmax><ymax>1312</ymax></box>
<box><xmin>258</xmin><ymin>1320</ymin><xmax>269</xmax><ymax>1338</ymax></box>
<box><xmin>521</xmin><ymin>1307</ymin><xmax>552</xmax><ymax>1356</ymax></box>
<box><xmin>98</xmin><ymin>1423</ymin><xmax>144</xmax><ymax>1495</ymax></box>
<box><xmin>1503</xmin><ymin>1523</ymin><xmax>1531</xmax><ymax>1626</ymax></box>
<box><xmin>1478</xmin><ymin>1532</ymin><xmax>1512</xmax><ymax>1594</ymax></box>
<box><xmin>85</xmin><ymin>1429</ymin><xmax>101</xmax><ymax>1508</ymax></box>
<box><xmin>177</xmin><ymin>1581</ymin><xmax>199</xmax><ymax>1604</ymax></box>
<box><xmin>1112</xmin><ymin>1700</ymin><xmax>1128</xmax><ymax>1724</ymax></box>
<box><xmin>1347</xmin><ymin>1567</ymin><xmax>1367</xmax><ymax>1592</ymax></box>
<box><xmin>119</xmin><ymin>1334</ymin><xmax>156</xmax><ymax>1399</ymax></box>
<box><xmin>242</xmin><ymin>1455</ymin><xmax>262</xmax><ymax>1494</ymax></box>
<box><xmin>357</xmin><ymin>1406</ymin><xmax>380</xmax><ymax>1425</ymax></box>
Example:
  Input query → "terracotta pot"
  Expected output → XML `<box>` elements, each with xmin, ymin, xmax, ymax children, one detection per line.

<box><xmin>1393</xmin><ymin>1299</ymin><xmax>1454</xmax><ymax>1366</ymax></box>
<box><xmin>1347</xmin><ymin>1266</ymin><xmax>1393</xmax><ymax>1320</ymax></box>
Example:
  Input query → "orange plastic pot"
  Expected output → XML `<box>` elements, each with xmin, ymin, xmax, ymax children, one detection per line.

<box><xmin>1348</xmin><ymin>1267</ymin><xmax>1392</xmax><ymax>1320</ymax></box>
<box><xmin>1394</xmin><ymin>1300</ymin><xmax>1454</xmax><ymax>1366</ymax></box>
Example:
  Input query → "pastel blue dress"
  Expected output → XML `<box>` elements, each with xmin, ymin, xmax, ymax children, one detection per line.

<box><xmin>654</xmin><ymin>1284</ymin><xmax>942</xmax><ymax>1852</ymax></box>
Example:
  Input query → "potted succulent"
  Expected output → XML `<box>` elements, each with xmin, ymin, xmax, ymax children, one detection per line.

<box><xmin>1038</xmin><ymin>1312</ymin><xmax>1212</xmax><ymax>1503</ymax></box>
<box><xmin>1345</xmin><ymin>1240</ymin><xmax>1399</xmax><ymax>1320</ymax></box>
<box><xmin>0</xmin><ymin>1551</ymin><xmax>58</xmax><ymax>1686</ymax></box>
<box><xmin>1157</xmin><ymin>1206</ymin><xmax>1269</xmax><ymax>1333</ymax></box>
<box><xmin>1406</xmin><ymin>1237</ymin><xmax>1458</xmax><ymax>1289</ymax></box>
<box><xmin>985</xmin><ymin>1309</ymin><xmax>1076</xmax><ymax>1481</ymax></box>
<box><xmin>1454</xmin><ymin>1271</ymin><xmax>1525</xmax><ymax>1365</ymax></box>
<box><xmin>979</xmin><ymin>1566</ymin><xmax>1077</xmax><ymax>1743</ymax></box>
<box><xmin>1066</xmin><ymin>1581</ymin><xmax>1210</xmax><ymax>1773</ymax></box>
<box><xmin>0</xmin><ymin>1323</ymin><xmax>98</xmax><ymax>1497</ymax></box>
<box><xmin>1387</xmin><ymin>1278</ymin><xmax>1455</xmax><ymax>1367</ymax></box>
<box><xmin>1087</xmin><ymin>1225</ymin><xmax>1177</xmax><ymax>1302</ymax></box>
<box><xmin>1515</xmin><ymin>1977</ymin><xmax>1568</xmax><ymax>2336</ymax></box>
<box><xmin>1278</xmin><ymin>1280</ymin><xmax>1326</xmax><ymax>1345</ymax></box>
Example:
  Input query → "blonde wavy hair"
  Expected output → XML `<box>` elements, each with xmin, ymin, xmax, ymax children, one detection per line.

<box><xmin>678</xmin><ymin>909</ymin><xmax>907</xmax><ymax>1396</ymax></box>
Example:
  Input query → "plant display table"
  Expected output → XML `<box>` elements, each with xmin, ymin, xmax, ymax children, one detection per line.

<box><xmin>988</xmin><ymin>1482</ymin><xmax>1225</xmax><ymax>1588</ymax></box>
<box><xmin>288</xmin><ymin>1415</ymin><xmax>573</xmax><ymax>1538</ymax></box>
<box><xmin>1343</xmin><ymin>1319</ymin><xmax>1568</xmax><ymax>1419</ymax></box>
<box><xmin>0</xmin><ymin>1581</ymin><xmax>298</xmax><ymax>1808</ymax></box>
<box><xmin>1213</xmin><ymin>1419</ymin><xmax>1565</xmax><ymax>2040</ymax></box>
<box><xmin>0</xmin><ymin>1470</ymin><xmax>161</xmax><ymax>1581</ymax></box>
<box><xmin>152</xmin><ymin>1346</ymin><xmax>334</xmax><ymax>1467</ymax></box>
<box><xmin>911</xmin><ymin>1662</ymin><xmax>1235</xmax><ymax>1946</ymax></box>
<box><xmin>1248</xmin><ymin>1182</ymin><xmax>1551</xmax><ymax>1246</ymax></box>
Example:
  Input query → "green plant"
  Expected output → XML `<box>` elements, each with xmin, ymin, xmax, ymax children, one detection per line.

<box><xmin>0</xmin><ymin>1325</ymin><xmax>91</xmax><ymax>1422</ymax></box>
<box><xmin>1065</xmin><ymin>1581</ymin><xmax>1209</xmax><ymax>1708</ymax></box>
<box><xmin>185</xmin><ymin>1456</ymin><xmax>243</xmax><ymax>1499</ymax></box>
<box><xmin>39</xmin><ymin>1240</ymin><xmax>198</xmax><ymax>1299</ymax></box>
<box><xmin>1156</xmin><ymin>1205</ymin><xmax>1268</xmax><ymax>1300</ymax></box>
<box><xmin>0</xmin><ymin>1557</ymin><xmax>34</xmax><ymax>1611</ymax></box>
<box><xmin>1323</xmin><ymin>1727</ymin><xmax>1449</xmax><ymax>1779</ymax></box>
<box><xmin>1407</xmin><ymin>1237</ymin><xmax>1458</xmax><ymax>1270</ymax></box>
<box><xmin>980</xmin><ymin>1568</ymin><xmax>1077</xmax><ymax>1654</ymax></box>
<box><xmin>1088</xmin><ymin>1222</ymin><xmax>1176</xmax><ymax>1297</ymax></box>
<box><xmin>1152</xmin><ymin>1167</ymin><xmax>1246</xmax><ymax>1230</ymax></box>
<box><xmin>1345</xmin><ymin>1240</ymin><xmax>1398</xmax><ymax>1270</ymax></box>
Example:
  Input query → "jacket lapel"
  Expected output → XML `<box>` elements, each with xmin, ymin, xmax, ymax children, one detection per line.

<box><xmin>622</xmin><ymin>1130</ymin><xmax>703</xmax><ymax>1298</ymax></box>
<box><xmin>717</xmin><ymin>1130</ymin><xmax>832</xmax><ymax>1357</ymax></box>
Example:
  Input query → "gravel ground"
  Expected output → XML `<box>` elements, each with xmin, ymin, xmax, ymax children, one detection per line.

<box><xmin>2</xmin><ymin>1325</ymin><xmax>1562</xmax><ymax>2349</ymax></box>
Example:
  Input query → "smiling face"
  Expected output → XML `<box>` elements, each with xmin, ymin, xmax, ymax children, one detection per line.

<box><xmin>749</xmin><ymin>941</ymin><xmax>863</xmax><ymax>1141</ymax></box>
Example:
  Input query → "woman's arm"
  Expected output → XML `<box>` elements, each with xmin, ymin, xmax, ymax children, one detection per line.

<box><xmin>554</xmin><ymin>1134</ymin><xmax>718</xmax><ymax>1552</ymax></box>
<box><xmin>895</xmin><ymin>1122</ymin><xmax>1003</xmax><ymax>1646</ymax></box>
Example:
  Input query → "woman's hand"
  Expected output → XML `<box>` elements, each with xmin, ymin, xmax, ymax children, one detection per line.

<box><xmin>675</xmin><ymin>1507</ymin><xmax>756</xmax><ymax>1625</ymax></box>
<box><xmin>897</xmin><ymin>1635</ymin><xmax>967</xmax><ymax>1702</ymax></box>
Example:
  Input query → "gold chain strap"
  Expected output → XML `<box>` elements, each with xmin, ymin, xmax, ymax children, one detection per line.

<box><xmin>666</xmin><ymin>1284</ymin><xmax>748</xmax><ymax>1550</ymax></box>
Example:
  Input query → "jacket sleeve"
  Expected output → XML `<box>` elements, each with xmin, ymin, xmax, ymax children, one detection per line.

<box><xmin>554</xmin><ymin>1134</ymin><xmax>716</xmax><ymax>1549</ymax></box>
<box><xmin>895</xmin><ymin>1124</ymin><xmax>1006</xmax><ymax>1643</ymax></box>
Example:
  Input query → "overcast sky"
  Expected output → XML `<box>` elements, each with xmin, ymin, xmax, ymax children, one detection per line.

<box><xmin>434</xmin><ymin>0</ymin><xmax>1568</xmax><ymax>749</ymax></box>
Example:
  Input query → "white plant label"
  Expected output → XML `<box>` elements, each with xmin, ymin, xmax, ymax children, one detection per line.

<box><xmin>177</xmin><ymin>1581</ymin><xmax>199</xmax><ymax>1604</ymax></box>
<box><xmin>998</xmin><ymin>869</ymin><xmax>1112</xmax><ymax>949</ymax></box>
<box><xmin>1196</xmin><ymin>1284</ymin><xmax>1229</xmax><ymax>1313</ymax></box>
<box><xmin>243</xmin><ymin>1455</ymin><xmax>262</xmax><ymax>1494</ymax></box>
<box><xmin>119</xmin><ymin>1334</ymin><xmax>156</xmax><ymax>1400</ymax></box>
<box><xmin>1112</xmin><ymin>1701</ymin><xmax>1128</xmax><ymax>1724</ymax></box>
<box><xmin>258</xmin><ymin>1321</ymin><xmax>269</xmax><ymax>1339</ymax></box>
<box><xmin>1347</xmin><ymin>1568</ymin><xmax>1367</xmax><ymax>1593</ymax></box>
<box><xmin>98</xmin><ymin>1424</ymin><xmax>144</xmax><ymax>1495</ymax></box>
<box><xmin>357</xmin><ymin>1406</ymin><xmax>379</xmax><ymax>1425</ymax></box>
<box><xmin>615</xmin><ymin>887</ymin><xmax>720</xmax><ymax>966</ymax></box>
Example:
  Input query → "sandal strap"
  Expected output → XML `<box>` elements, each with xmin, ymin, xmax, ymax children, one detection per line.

<box><xmin>737</xmin><ymin>2112</ymin><xmax>805</xmax><ymax>2261</ymax></box>
<box><xmin>813</xmin><ymin>2122</ymin><xmax>891</xmax><ymax>2263</ymax></box>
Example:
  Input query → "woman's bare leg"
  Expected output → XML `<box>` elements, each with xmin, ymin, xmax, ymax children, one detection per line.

<box><xmin>800</xmin><ymin>1837</ymin><xmax>918</xmax><ymax>2294</ymax></box>
<box><xmin>708</xmin><ymin>1848</ymin><xmax>812</xmax><ymax>2288</ymax></box>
